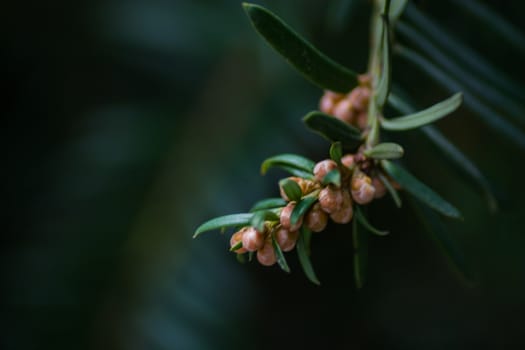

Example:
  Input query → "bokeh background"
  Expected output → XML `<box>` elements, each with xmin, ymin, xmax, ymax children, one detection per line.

<box><xmin>4</xmin><ymin>0</ymin><xmax>525</xmax><ymax>349</ymax></box>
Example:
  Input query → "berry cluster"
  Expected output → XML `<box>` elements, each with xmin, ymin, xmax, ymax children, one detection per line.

<box><xmin>229</xmin><ymin>80</ymin><xmax>398</xmax><ymax>267</ymax></box>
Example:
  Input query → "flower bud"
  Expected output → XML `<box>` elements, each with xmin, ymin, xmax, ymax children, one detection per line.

<box><xmin>319</xmin><ymin>90</ymin><xmax>344</xmax><ymax>114</ymax></box>
<box><xmin>257</xmin><ymin>240</ymin><xmax>277</xmax><ymax>266</ymax></box>
<box><xmin>280</xmin><ymin>202</ymin><xmax>303</xmax><ymax>232</ymax></box>
<box><xmin>241</xmin><ymin>226</ymin><xmax>265</xmax><ymax>252</ymax></box>
<box><xmin>305</xmin><ymin>202</ymin><xmax>328</xmax><ymax>232</ymax></box>
<box><xmin>318</xmin><ymin>186</ymin><xmax>344</xmax><ymax>214</ymax></box>
<box><xmin>313</xmin><ymin>159</ymin><xmax>338</xmax><ymax>183</ymax></box>
<box><xmin>372</xmin><ymin>176</ymin><xmax>387</xmax><ymax>198</ymax></box>
<box><xmin>356</xmin><ymin>111</ymin><xmax>368</xmax><ymax>130</ymax></box>
<box><xmin>332</xmin><ymin>98</ymin><xmax>354</xmax><ymax>124</ymax></box>
<box><xmin>275</xmin><ymin>227</ymin><xmax>299</xmax><ymax>252</ymax></box>
<box><xmin>351</xmin><ymin>174</ymin><xmax>376</xmax><ymax>205</ymax></box>
<box><xmin>341</xmin><ymin>154</ymin><xmax>355</xmax><ymax>169</ymax></box>
<box><xmin>348</xmin><ymin>87</ymin><xmax>370</xmax><ymax>112</ymax></box>
<box><xmin>230</xmin><ymin>229</ymin><xmax>248</xmax><ymax>254</ymax></box>
<box><xmin>330</xmin><ymin>190</ymin><xmax>353</xmax><ymax>224</ymax></box>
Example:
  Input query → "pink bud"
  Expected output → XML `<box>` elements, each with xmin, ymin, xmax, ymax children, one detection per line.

<box><xmin>241</xmin><ymin>227</ymin><xmax>265</xmax><ymax>252</ymax></box>
<box><xmin>318</xmin><ymin>186</ymin><xmax>344</xmax><ymax>214</ymax></box>
<box><xmin>230</xmin><ymin>229</ymin><xmax>248</xmax><ymax>254</ymax></box>
<box><xmin>330</xmin><ymin>190</ymin><xmax>353</xmax><ymax>224</ymax></box>
<box><xmin>305</xmin><ymin>202</ymin><xmax>328</xmax><ymax>232</ymax></box>
<box><xmin>313</xmin><ymin>159</ymin><xmax>338</xmax><ymax>183</ymax></box>
<box><xmin>356</xmin><ymin>111</ymin><xmax>368</xmax><ymax>130</ymax></box>
<box><xmin>275</xmin><ymin>227</ymin><xmax>299</xmax><ymax>252</ymax></box>
<box><xmin>319</xmin><ymin>90</ymin><xmax>344</xmax><ymax>114</ymax></box>
<box><xmin>351</xmin><ymin>174</ymin><xmax>376</xmax><ymax>205</ymax></box>
<box><xmin>332</xmin><ymin>98</ymin><xmax>354</xmax><ymax>124</ymax></box>
<box><xmin>257</xmin><ymin>240</ymin><xmax>277</xmax><ymax>266</ymax></box>
<box><xmin>348</xmin><ymin>87</ymin><xmax>370</xmax><ymax>112</ymax></box>
<box><xmin>280</xmin><ymin>202</ymin><xmax>303</xmax><ymax>232</ymax></box>
<box><xmin>341</xmin><ymin>154</ymin><xmax>355</xmax><ymax>169</ymax></box>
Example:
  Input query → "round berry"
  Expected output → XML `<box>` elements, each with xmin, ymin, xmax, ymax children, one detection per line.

<box><xmin>275</xmin><ymin>227</ymin><xmax>299</xmax><ymax>252</ymax></box>
<box><xmin>257</xmin><ymin>241</ymin><xmax>277</xmax><ymax>266</ymax></box>
<box><xmin>305</xmin><ymin>203</ymin><xmax>328</xmax><ymax>232</ymax></box>
<box><xmin>280</xmin><ymin>201</ymin><xmax>303</xmax><ymax>232</ymax></box>
<box><xmin>313</xmin><ymin>159</ymin><xmax>338</xmax><ymax>183</ymax></box>
<box><xmin>241</xmin><ymin>227</ymin><xmax>265</xmax><ymax>252</ymax></box>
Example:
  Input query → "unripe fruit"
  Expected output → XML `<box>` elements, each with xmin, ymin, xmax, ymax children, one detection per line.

<box><xmin>372</xmin><ymin>176</ymin><xmax>387</xmax><ymax>198</ymax></box>
<box><xmin>241</xmin><ymin>227</ymin><xmax>265</xmax><ymax>252</ymax></box>
<box><xmin>319</xmin><ymin>186</ymin><xmax>344</xmax><ymax>214</ymax></box>
<box><xmin>351</xmin><ymin>174</ymin><xmax>376</xmax><ymax>205</ymax></box>
<box><xmin>275</xmin><ymin>227</ymin><xmax>299</xmax><ymax>252</ymax></box>
<box><xmin>348</xmin><ymin>87</ymin><xmax>371</xmax><ymax>112</ymax></box>
<box><xmin>330</xmin><ymin>190</ymin><xmax>353</xmax><ymax>223</ymax></box>
<box><xmin>341</xmin><ymin>154</ymin><xmax>355</xmax><ymax>169</ymax></box>
<box><xmin>305</xmin><ymin>202</ymin><xmax>328</xmax><ymax>232</ymax></box>
<box><xmin>280</xmin><ymin>202</ymin><xmax>303</xmax><ymax>232</ymax></box>
<box><xmin>230</xmin><ymin>229</ymin><xmax>248</xmax><ymax>254</ymax></box>
<box><xmin>313</xmin><ymin>159</ymin><xmax>338</xmax><ymax>183</ymax></box>
<box><xmin>332</xmin><ymin>98</ymin><xmax>354</xmax><ymax>124</ymax></box>
<box><xmin>257</xmin><ymin>240</ymin><xmax>277</xmax><ymax>266</ymax></box>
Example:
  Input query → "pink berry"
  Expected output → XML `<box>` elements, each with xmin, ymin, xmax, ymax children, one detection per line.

<box><xmin>313</xmin><ymin>159</ymin><xmax>338</xmax><ymax>183</ymax></box>
<box><xmin>241</xmin><ymin>227</ymin><xmax>265</xmax><ymax>252</ymax></box>
<box><xmin>332</xmin><ymin>98</ymin><xmax>354</xmax><ymax>124</ymax></box>
<box><xmin>280</xmin><ymin>202</ymin><xmax>303</xmax><ymax>232</ymax></box>
<box><xmin>305</xmin><ymin>202</ymin><xmax>328</xmax><ymax>232</ymax></box>
<box><xmin>230</xmin><ymin>229</ymin><xmax>248</xmax><ymax>254</ymax></box>
<box><xmin>275</xmin><ymin>227</ymin><xmax>299</xmax><ymax>252</ymax></box>
<box><xmin>341</xmin><ymin>154</ymin><xmax>355</xmax><ymax>169</ymax></box>
<box><xmin>330</xmin><ymin>190</ymin><xmax>353</xmax><ymax>223</ymax></box>
<box><xmin>257</xmin><ymin>241</ymin><xmax>277</xmax><ymax>266</ymax></box>
<box><xmin>351</xmin><ymin>174</ymin><xmax>376</xmax><ymax>205</ymax></box>
<box><xmin>319</xmin><ymin>186</ymin><xmax>344</xmax><ymax>214</ymax></box>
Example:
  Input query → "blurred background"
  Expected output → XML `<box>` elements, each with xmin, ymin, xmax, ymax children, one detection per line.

<box><xmin>4</xmin><ymin>0</ymin><xmax>525</xmax><ymax>349</ymax></box>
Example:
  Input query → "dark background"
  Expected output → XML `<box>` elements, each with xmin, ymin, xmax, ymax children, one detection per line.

<box><xmin>4</xmin><ymin>0</ymin><xmax>525</xmax><ymax>349</ymax></box>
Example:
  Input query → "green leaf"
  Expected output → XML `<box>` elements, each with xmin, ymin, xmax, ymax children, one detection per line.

<box><xmin>352</xmin><ymin>215</ymin><xmax>368</xmax><ymax>288</ymax></box>
<box><xmin>321</xmin><ymin>169</ymin><xmax>341</xmax><ymax>187</ymax></box>
<box><xmin>329</xmin><ymin>141</ymin><xmax>343</xmax><ymax>163</ymax></box>
<box><xmin>193</xmin><ymin>213</ymin><xmax>253</xmax><ymax>238</ymax></box>
<box><xmin>375</xmin><ymin>14</ymin><xmax>391</xmax><ymax>107</ymax></box>
<box><xmin>303</xmin><ymin>111</ymin><xmax>362</xmax><ymax>148</ymax></box>
<box><xmin>389</xmin><ymin>0</ymin><xmax>408</xmax><ymax>20</ymax></box>
<box><xmin>251</xmin><ymin>210</ymin><xmax>279</xmax><ymax>232</ymax></box>
<box><xmin>279</xmin><ymin>178</ymin><xmax>302</xmax><ymax>202</ymax></box>
<box><xmin>388</xmin><ymin>92</ymin><xmax>498</xmax><ymax>211</ymax></box>
<box><xmin>230</xmin><ymin>240</ymin><xmax>243</xmax><ymax>252</ymax></box>
<box><xmin>378</xmin><ymin>173</ymin><xmax>402</xmax><ymax>208</ymax></box>
<box><xmin>297</xmin><ymin>227</ymin><xmax>320</xmax><ymax>285</ymax></box>
<box><xmin>291</xmin><ymin>195</ymin><xmax>318</xmax><ymax>226</ymax></box>
<box><xmin>261</xmin><ymin>153</ymin><xmax>315</xmax><ymax>177</ymax></box>
<box><xmin>409</xmin><ymin>198</ymin><xmax>473</xmax><ymax>284</ymax></box>
<box><xmin>355</xmin><ymin>207</ymin><xmax>389</xmax><ymax>236</ymax></box>
<box><xmin>394</xmin><ymin>45</ymin><xmax>525</xmax><ymax>150</ymax></box>
<box><xmin>381</xmin><ymin>93</ymin><xmax>462</xmax><ymax>131</ymax></box>
<box><xmin>250</xmin><ymin>198</ymin><xmax>287</xmax><ymax>212</ymax></box>
<box><xmin>381</xmin><ymin>160</ymin><xmax>462</xmax><ymax>219</ymax></box>
<box><xmin>364</xmin><ymin>142</ymin><xmax>404</xmax><ymax>159</ymax></box>
<box><xmin>271</xmin><ymin>233</ymin><xmax>291</xmax><ymax>273</ymax></box>
<box><xmin>242</xmin><ymin>3</ymin><xmax>358</xmax><ymax>92</ymax></box>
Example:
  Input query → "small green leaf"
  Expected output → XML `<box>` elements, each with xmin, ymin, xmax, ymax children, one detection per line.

<box><xmin>297</xmin><ymin>227</ymin><xmax>320</xmax><ymax>285</ymax></box>
<box><xmin>291</xmin><ymin>195</ymin><xmax>318</xmax><ymax>226</ymax></box>
<box><xmin>378</xmin><ymin>173</ymin><xmax>402</xmax><ymax>208</ymax></box>
<box><xmin>329</xmin><ymin>141</ymin><xmax>343</xmax><ymax>163</ymax></box>
<box><xmin>251</xmin><ymin>210</ymin><xmax>279</xmax><ymax>232</ymax></box>
<box><xmin>364</xmin><ymin>142</ymin><xmax>404</xmax><ymax>159</ymax></box>
<box><xmin>193</xmin><ymin>213</ymin><xmax>253</xmax><ymax>238</ymax></box>
<box><xmin>271</xmin><ymin>233</ymin><xmax>291</xmax><ymax>273</ymax></box>
<box><xmin>277</xmin><ymin>165</ymin><xmax>315</xmax><ymax>179</ymax></box>
<box><xmin>381</xmin><ymin>160</ymin><xmax>462</xmax><ymax>219</ymax></box>
<box><xmin>388</xmin><ymin>92</ymin><xmax>498</xmax><ymax>211</ymax></box>
<box><xmin>261</xmin><ymin>153</ymin><xmax>315</xmax><ymax>176</ymax></box>
<box><xmin>389</xmin><ymin>0</ymin><xmax>408</xmax><ymax>20</ymax></box>
<box><xmin>242</xmin><ymin>3</ymin><xmax>358</xmax><ymax>92</ymax></box>
<box><xmin>279</xmin><ymin>178</ymin><xmax>302</xmax><ymax>202</ymax></box>
<box><xmin>250</xmin><ymin>198</ymin><xmax>287</xmax><ymax>212</ymax></box>
<box><xmin>355</xmin><ymin>207</ymin><xmax>389</xmax><ymax>236</ymax></box>
<box><xmin>321</xmin><ymin>169</ymin><xmax>341</xmax><ymax>187</ymax></box>
<box><xmin>303</xmin><ymin>111</ymin><xmax>362</xmax><ymax>148</ymax></box>
<box><xmin>352</xmin><ymin>215</ymin><xmax>368</xmax><ymax>289</ymax></box>
<box><xmin>236</xmin><ymin>253</ymin><xmax>246</xmax><ymax>264</ymax></box>
<box><xmin>381</xmin><ymin>93</ymin><xmax>463</xmax><ymax>130</ymax></box>
<box><xmin>375</xmin><ymin>14</ymin><xmax>391</xmax><ymax>107</ymax></box>
<box><xmin>230</xmin><ymin>240</ymin><xmax>243</xmax><ymax>252</ymax></box>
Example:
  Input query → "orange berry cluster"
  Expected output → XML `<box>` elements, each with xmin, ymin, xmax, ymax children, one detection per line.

<box><xmin>319</xmin><ymin>74</ymin><xmax>371</xmax><ymax>130</ymax></box>
<box><xmin>230</xmin><ymin>151</ymin><xmax>394</xmax><ymax>267</ymax></box>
